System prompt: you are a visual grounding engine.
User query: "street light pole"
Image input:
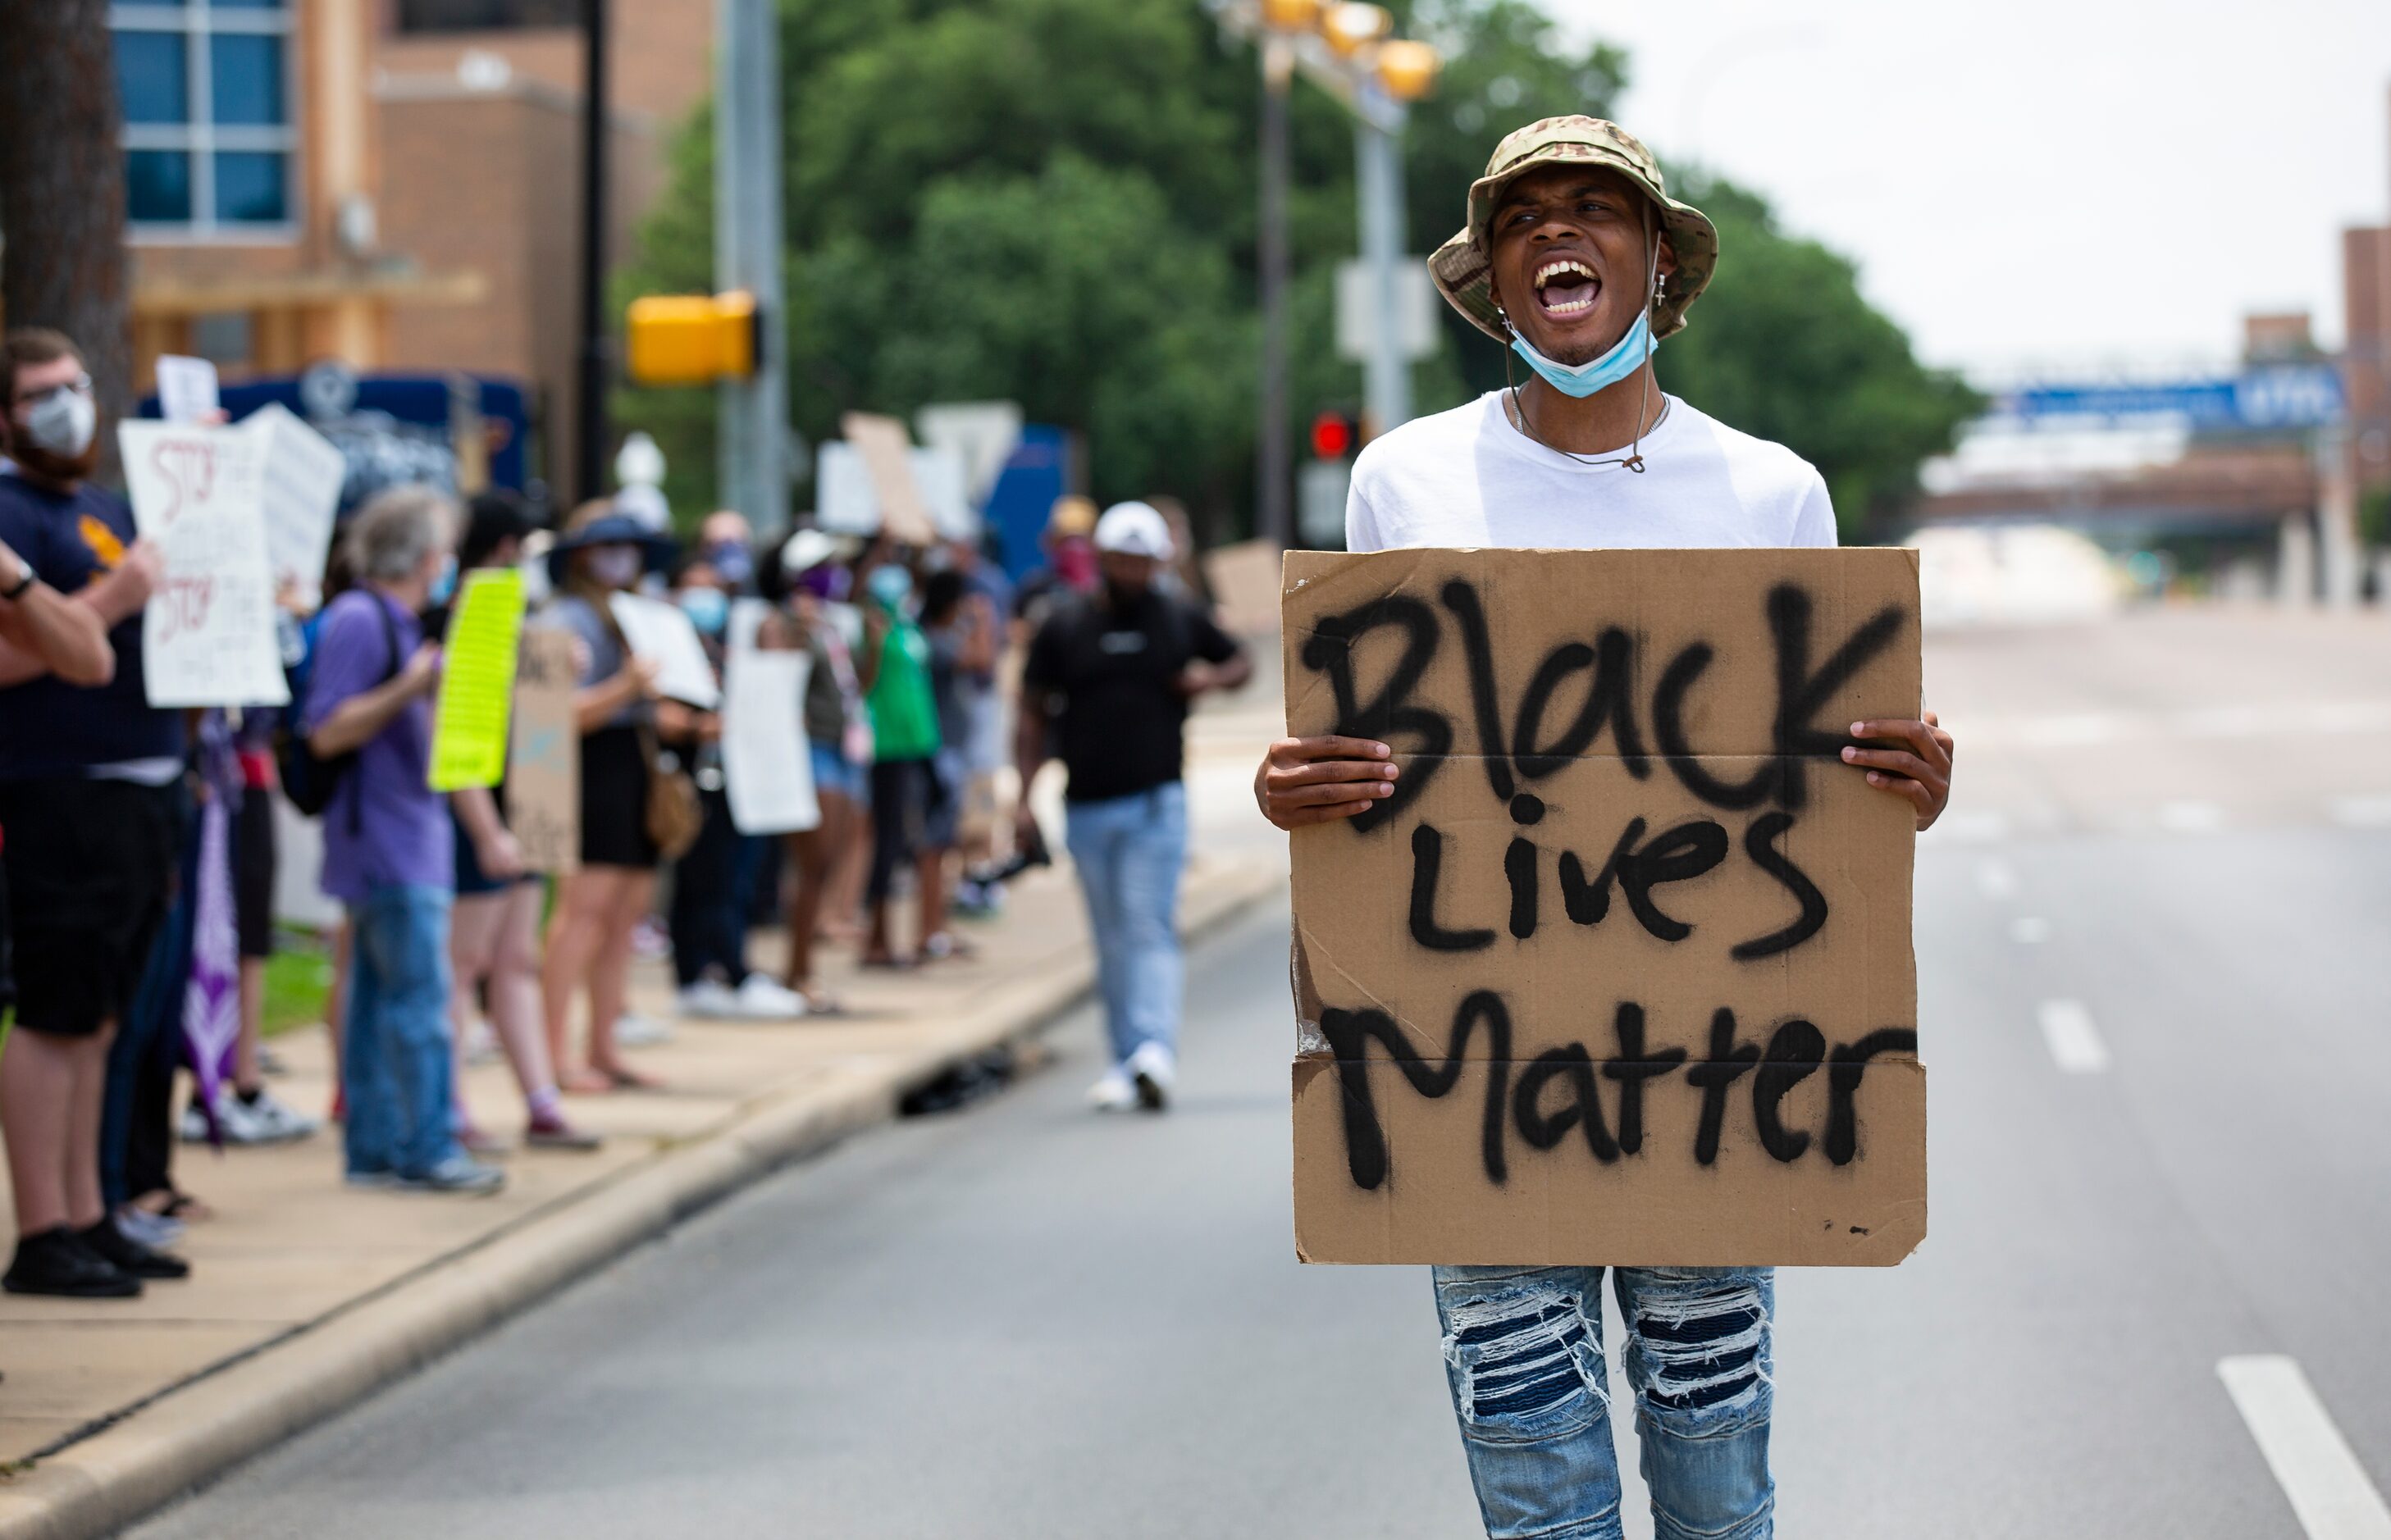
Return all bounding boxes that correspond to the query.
[1257,38,1294,549]
[574,0,612,505]
[1354,103,1410,435]
[714,0,787,535]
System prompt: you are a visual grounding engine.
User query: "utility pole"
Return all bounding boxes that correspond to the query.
[714,0,787,535]
[1353,95,1411,435]
[1257,38,1294,549]
[574,0,613,505]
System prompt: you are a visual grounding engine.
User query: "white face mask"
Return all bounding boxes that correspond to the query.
[20,383,96,458]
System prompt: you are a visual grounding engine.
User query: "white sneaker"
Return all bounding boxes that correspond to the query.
[675,981,741,1020]
[732,974,808,1020]
[1086,1067,1138,1112]
[1127,1042,1175,1112]
[615,1011,677,1046]
[233,1087,320,1143]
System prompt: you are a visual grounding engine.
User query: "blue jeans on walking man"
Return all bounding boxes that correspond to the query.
[1433,1263,1775,1540]
[1063,781,1188,1067]
[343,882,463,1182]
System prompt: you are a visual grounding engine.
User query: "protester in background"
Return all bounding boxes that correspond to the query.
[860,552,946,968]
[445,491,600,1153]
[0,327,188,1296]
[937,540,1011,917]
[664,554,805,1019]
[1019,502,1249,1112]
[919,567,996,950]
[1012,495,1099,636]
[305,487,502,1196]
[776,531,875,1009]
[696,509,757,595]
[538,503,675,1091]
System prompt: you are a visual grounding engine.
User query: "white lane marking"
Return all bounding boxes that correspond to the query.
[2329,795,2391,829]
[2218,1355,2391,1540]
[2010,915,2051,945]
[2037,999,2109,1073]
[1975,858,2019,900]
[2156,800,2225,833]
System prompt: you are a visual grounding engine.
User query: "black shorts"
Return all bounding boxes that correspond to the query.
[0,777,182,1039]
[235,786,276,959]
[580,724,659,870]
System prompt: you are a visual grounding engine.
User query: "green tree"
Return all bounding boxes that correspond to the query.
[1656,171,1981,537]
[615,0,1970,543]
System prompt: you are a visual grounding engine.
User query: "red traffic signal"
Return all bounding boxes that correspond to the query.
[1310,409,1356,461]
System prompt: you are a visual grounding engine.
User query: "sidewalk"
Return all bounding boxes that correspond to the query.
[0,800,1282,1538]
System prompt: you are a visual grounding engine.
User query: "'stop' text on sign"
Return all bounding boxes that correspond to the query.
[1284,548,1927,1267]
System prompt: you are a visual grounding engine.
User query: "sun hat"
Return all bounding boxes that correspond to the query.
[544,499,677,585]
[1427,115,1718,344]
[780,526,842,575]
[1093,500,1174,562]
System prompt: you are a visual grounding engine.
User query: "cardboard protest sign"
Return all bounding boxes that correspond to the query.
[507,626,580,873]
[1201,538,1284,637]
[609,592,722,708]
[1283,548,1925,1267]
[429,568,527,791]
[840,412,938,546]
[118,421,289,707]
[243,403,346,609]
[723,645,819,835]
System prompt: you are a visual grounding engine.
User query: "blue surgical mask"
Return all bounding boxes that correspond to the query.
[1510,309,1656,399]
[866,564,912,610]
[429,555,459,606]
[678,586,729,636]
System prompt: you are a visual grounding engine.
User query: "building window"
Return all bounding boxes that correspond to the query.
[112,1,296,239]
[396,0,582,30]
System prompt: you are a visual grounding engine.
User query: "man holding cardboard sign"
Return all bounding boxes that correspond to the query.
[1255,119,1953,1540]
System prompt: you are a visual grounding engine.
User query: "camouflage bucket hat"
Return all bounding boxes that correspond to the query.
[1428,115,1718,344]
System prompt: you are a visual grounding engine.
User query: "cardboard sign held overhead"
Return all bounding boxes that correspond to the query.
[840,412,938,546]
[244,402,346,610]
[1283,548,1926,1267]
[118,421,289,708]
[508,626,580,873]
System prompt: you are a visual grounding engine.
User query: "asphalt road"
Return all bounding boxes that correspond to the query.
[133,610,2391,1538]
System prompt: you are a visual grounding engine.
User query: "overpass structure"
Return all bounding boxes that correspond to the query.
[1907,361,2366,604]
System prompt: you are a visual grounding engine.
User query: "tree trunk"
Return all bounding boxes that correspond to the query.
[0,0,132,482]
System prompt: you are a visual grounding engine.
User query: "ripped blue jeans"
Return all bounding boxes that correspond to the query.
[1433,1265,1774,1540]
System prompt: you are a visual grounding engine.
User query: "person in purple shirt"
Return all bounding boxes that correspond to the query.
[302,487,501,1196]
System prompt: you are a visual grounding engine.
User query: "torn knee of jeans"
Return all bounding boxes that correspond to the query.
[1631,1281,1770,1416]
[1443,1284,1604,1423]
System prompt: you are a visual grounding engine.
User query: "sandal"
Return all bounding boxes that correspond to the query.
[593,1062,666,1092]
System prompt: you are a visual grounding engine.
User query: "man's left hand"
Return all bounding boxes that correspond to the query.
[1843,712,1954,831]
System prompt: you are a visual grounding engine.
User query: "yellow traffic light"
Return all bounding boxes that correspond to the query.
[1376,38,1440,100]
[1321,2,1390,56]
[1260,0,1321,29]
[625,290,757,385]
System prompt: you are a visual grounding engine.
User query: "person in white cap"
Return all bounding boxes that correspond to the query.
[1016,500,1252,1111]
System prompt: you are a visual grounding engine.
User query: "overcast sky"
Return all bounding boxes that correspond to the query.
[1546,0,2391,380]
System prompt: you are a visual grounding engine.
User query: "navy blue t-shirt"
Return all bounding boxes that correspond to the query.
[0,473,183,778]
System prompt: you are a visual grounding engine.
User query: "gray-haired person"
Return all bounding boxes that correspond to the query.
[302,487,502,1196]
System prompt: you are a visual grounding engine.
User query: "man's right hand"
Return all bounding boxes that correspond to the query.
[400,641,443,696]
[1255,736,1400,830]
[90,540,163,622]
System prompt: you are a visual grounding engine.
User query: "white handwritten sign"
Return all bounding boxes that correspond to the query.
[609,591,721,708]
[723,632,818,836]
[243,403,345,609]
[154,355,221,425]
[118,421,289,708]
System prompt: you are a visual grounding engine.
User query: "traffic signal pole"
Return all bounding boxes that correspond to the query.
[1257,39,1295,549]
[575,0,612,505]
[714,0,788,535]
[1354,101,1411,435]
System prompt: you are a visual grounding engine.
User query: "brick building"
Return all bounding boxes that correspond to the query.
[115,0,711,489]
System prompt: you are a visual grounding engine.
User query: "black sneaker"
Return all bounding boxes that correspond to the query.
[80,1217,189,1280]
[3,1227,142,1298]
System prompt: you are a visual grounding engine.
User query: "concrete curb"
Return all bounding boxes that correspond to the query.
[0,861,1281,1540]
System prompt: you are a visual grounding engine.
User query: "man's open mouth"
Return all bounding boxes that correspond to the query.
[1532,257,1599,319]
